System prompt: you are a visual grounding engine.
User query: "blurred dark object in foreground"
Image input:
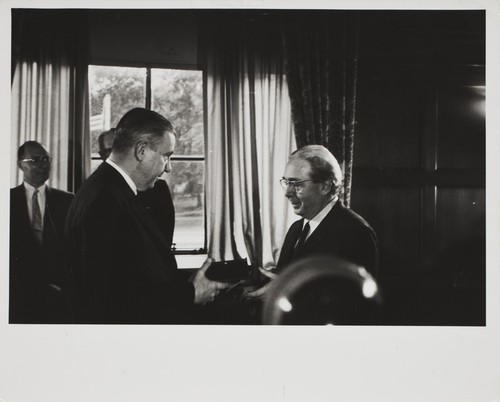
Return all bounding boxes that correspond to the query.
[205,258,253,282]
[262,255,383,325]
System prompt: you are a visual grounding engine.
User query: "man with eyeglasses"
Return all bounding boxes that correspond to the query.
[10,141,74,323]
[247,145,379,299]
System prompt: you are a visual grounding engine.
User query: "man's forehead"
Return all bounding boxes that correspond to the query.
[24,144,49,156]
[284,158,311,177]
[162,131,176,148]
[151,134,174,157]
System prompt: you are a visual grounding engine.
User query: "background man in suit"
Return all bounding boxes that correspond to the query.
[247,145,379,299]
[10,141,74,323]
[98,129,176,247]
[97,128,115,160]
[66,108,227,324]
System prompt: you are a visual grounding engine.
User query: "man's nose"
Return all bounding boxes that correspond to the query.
[284,185,294,198]
[163,159,172,173]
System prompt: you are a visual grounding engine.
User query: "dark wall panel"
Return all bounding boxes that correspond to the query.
[355,72,423,168]
[351,187,422,275]
[353,11,485,325]
[88,10,199,67]
[436,188,485,250]
[437,86,485,169]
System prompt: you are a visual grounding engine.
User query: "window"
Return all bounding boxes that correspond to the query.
[88,65,206,255]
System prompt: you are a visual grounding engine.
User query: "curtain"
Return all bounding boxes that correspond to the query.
[282,12,359,206]
[203,13,296,269]
[11,10,90,193]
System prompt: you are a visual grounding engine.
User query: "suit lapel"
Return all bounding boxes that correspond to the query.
[293,202,342,259]
[44,186,52,229]
[12,185,30,226]
[130,194,172,249]
[276,218,303,271]
[102,164,172,252]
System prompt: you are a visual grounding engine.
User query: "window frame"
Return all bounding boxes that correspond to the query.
[88,62,208,255]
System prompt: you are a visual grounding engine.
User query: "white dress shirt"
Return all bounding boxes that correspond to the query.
[23,182,47,224]
[106,158,137,195]
[301,196,338,242]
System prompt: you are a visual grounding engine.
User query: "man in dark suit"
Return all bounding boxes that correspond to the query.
[247,144,379,298]
[66,108,227,324]
[136,179,175,247]
[10,141,74,323]
[98,129,175,246]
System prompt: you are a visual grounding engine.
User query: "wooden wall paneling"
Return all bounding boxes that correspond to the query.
[354,12,484,324]
[350,186,423,323]
[414,66,485,325]
[355,63,423,169]
[350,187,422,276]
[436,84,485,170]
[432,188,486,325]
[420,85,439,270]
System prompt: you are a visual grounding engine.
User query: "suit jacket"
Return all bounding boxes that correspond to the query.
[276,201,379,277]
[9,184,74,323]
[137,178,175,248]
[65,162,194,324]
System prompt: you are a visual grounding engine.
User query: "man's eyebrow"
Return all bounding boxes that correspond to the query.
[282,176,300,181]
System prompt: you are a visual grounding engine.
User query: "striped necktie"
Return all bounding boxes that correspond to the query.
[32,189,43,245]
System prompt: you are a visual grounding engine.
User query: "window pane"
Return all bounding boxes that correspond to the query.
[151,69,204,156]
[90,159,103,174]
[164,160,205,250]
[89,65,146,155]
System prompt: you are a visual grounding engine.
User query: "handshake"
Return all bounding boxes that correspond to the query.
[190,258,276,304]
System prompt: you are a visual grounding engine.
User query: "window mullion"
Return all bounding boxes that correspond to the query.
[146,67,152,110]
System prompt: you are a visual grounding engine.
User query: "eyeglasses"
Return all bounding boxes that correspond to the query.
[20,156,52,166]
[279,178,312,193]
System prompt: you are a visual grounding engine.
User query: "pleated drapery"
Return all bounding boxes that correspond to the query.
[282,12,359,206]
[203,14,297,269]
[11,10,90,192]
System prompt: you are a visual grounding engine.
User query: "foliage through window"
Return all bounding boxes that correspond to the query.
[88,65,205,252]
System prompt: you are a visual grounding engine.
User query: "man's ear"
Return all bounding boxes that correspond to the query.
[320,180,333,195]
[134,141,148,161]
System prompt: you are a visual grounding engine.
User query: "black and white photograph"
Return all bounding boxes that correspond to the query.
[1,1,499,401]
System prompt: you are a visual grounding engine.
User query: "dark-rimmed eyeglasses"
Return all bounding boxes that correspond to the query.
[279,178,312,193]
[20,156,52,166]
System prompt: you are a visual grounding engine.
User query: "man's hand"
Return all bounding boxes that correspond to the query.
[244,281,272,299]
[191,258,230,304]
[258,266,277,279]
[243,266,277,299]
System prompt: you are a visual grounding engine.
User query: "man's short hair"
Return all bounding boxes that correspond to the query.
[98,129,116,160]
[113,108,175,153]
[290,145,344,195]
[98,129,115,152]
[17,140,47,161]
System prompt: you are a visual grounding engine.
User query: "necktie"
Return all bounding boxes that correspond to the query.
[295,221,310,250]
[32,189,43,245]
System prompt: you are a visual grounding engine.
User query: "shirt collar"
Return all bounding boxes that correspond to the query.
[106,158,137,195]
[23,181,47,197]
[303,196,338,233]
